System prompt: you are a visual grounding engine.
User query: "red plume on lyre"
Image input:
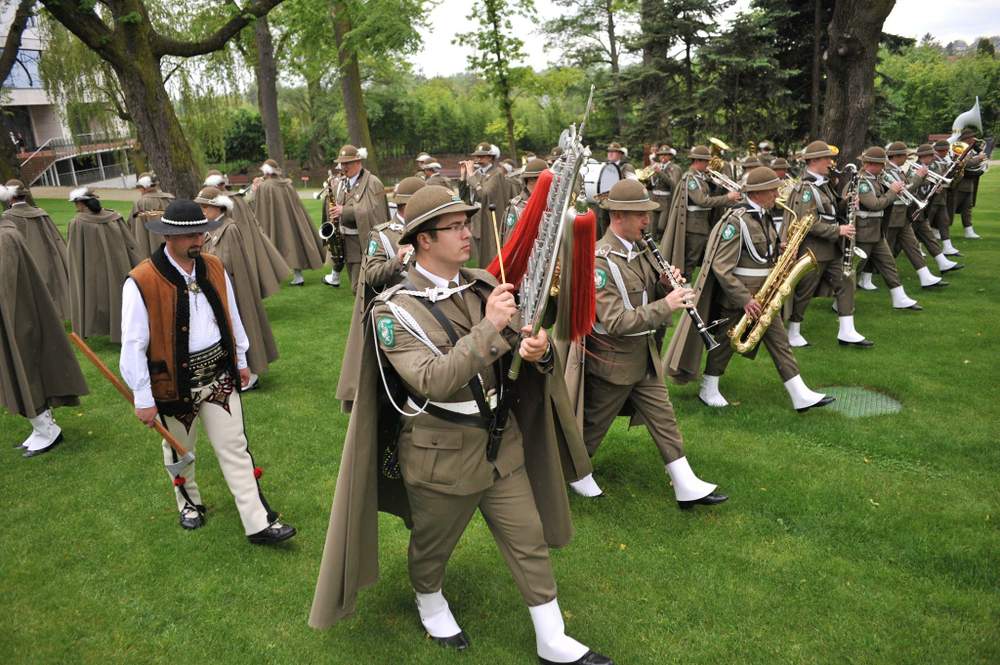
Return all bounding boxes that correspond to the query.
[568,209,597,341]
[486,169,554,286]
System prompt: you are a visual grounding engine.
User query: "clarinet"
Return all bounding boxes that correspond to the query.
[638,231,721,351]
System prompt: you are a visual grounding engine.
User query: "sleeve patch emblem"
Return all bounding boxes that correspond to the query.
[595,268,608,289]
[688,178,698,190]
[802,190,812,203]
[376,317,395,347]
[721,222,737,241]
[859,182,871,194]
[367,240,378,256]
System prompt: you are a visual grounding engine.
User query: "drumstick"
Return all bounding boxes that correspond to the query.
[488,203,507,283]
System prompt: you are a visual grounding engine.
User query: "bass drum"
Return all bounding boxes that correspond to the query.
[582,160,622,203]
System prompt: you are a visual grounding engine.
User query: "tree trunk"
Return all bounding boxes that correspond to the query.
[820,0,896,165]
[254,15,285,166]
[810,0,822,138]
[332,2,379,175]
[606,0,624,137]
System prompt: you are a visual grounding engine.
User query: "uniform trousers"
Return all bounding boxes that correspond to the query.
[160,376,274,535]
[952,189,975,228]
[652,195,672,239]
[927,203,952,241]
[705,306,799,381]
[790,258,856,321]
[582,372,685,465]
[684,232,709,277]
[855,239,901,288]
[405,466,557,607]
[343,234,362,294]
[885,224,926,270]
[912,212,944,256]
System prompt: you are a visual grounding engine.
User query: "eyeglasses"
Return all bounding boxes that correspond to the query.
[428,220,473,233]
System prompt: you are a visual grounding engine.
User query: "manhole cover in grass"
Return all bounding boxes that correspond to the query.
[821,386,902,418]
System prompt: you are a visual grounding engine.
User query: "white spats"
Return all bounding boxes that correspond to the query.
[665,457,717,502]
[291,269,305,285]
[858,272,878,291]
[415,590,462,639]
[787,321,809,348]
[932,228,941,240]
[933,253,958,271]
[837,316,867,344]
[942,239,961,256]
[783,375,827,411]
[323,270,340,287]
[916,266,942,287]
[529,598,589,663]
[25,410,61,452]
[698,374,729,408]
[569,473,604,498]
[889,285,919,309]
[964,226,981,239]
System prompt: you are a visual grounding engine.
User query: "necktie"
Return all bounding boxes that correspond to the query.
[448,280,472,323]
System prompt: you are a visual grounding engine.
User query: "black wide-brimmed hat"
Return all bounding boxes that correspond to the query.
[144,199,222,235]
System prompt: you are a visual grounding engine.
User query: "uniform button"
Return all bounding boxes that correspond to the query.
[181,326,188,332]
[183,397,190,403]
[180,362,188,368]
[489,346,498,355]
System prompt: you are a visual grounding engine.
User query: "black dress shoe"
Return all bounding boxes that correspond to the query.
[540,649,614,665]
[922,281,948,289]
[22,433,63,458]
[248,521,296,544]
[838,338,874,348]
[179,504,205,530]
[941,263,964,273]
[430,631,471,651]
[901,304,923,311]
[796,395,835,413]
[678,492,729,510]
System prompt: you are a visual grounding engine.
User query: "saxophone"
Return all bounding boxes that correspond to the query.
[728,199,817,353]
[318,172,346,272]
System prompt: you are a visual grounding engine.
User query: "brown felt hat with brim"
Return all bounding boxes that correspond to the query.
[689,145,711,160]
[336,145,366,164]
[655,144,674,156]
[959,127,977,140]
[3,178,28,198]
[392,177,425,205]
[471,142,497,157]
[915,143,935,157]
[861,146,889,164]
[886,141,909,156]
[521,158,548,179]
[400,186,480,243]
[742,156,762,170]
[770,157,791,170]
[194,186,234,211]
[743,167,782,193]
[933,139,950,151]
[802,140,835,160]
[600,179,660,211]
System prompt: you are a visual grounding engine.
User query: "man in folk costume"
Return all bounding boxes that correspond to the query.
[128,171,175,260]
[950,127,986,240]
[908,145,963,274]
[756,140,776,167]
[567,179,727,509]
[326,144,391,292]
[851,147,923,312]
[335,176,423,411]
[857,142,946,292]
[197,186,279,391]
[67,187,140,343]
[648,144,681,240]
[421,160,456,192]
[248,158,325,286]
[1,217,89,457]
[659,145,742,278]
[204,170,290,297]
[665,168,835,412]
[310,185,610,665]
[414,152,432,178]
[784,140,870,349]
[929,140,963,256]
[0,179,70,319]
[459,141,515,267]
[120,199,296,543]
[502,157,547,246]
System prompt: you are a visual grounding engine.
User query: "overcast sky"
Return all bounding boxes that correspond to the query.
[412,0,1000,78]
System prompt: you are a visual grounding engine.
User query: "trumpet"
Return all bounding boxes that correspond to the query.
[882,166,927,211]
[706,168,741,193]
[905,160,951,186]
[638,231,724,351]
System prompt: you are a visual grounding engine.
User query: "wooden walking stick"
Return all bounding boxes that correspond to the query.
[488,203,507,284]
[69,333,194,477]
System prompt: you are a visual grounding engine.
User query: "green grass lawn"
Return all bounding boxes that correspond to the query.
[2,180,998,665]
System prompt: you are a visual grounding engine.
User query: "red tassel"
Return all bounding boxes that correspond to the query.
[487,169,554,288]
[569,210,597,341]
[173,476,186,487]
[253,466,263,479]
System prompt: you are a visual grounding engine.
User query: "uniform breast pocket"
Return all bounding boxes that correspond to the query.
[408,427,464,487]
